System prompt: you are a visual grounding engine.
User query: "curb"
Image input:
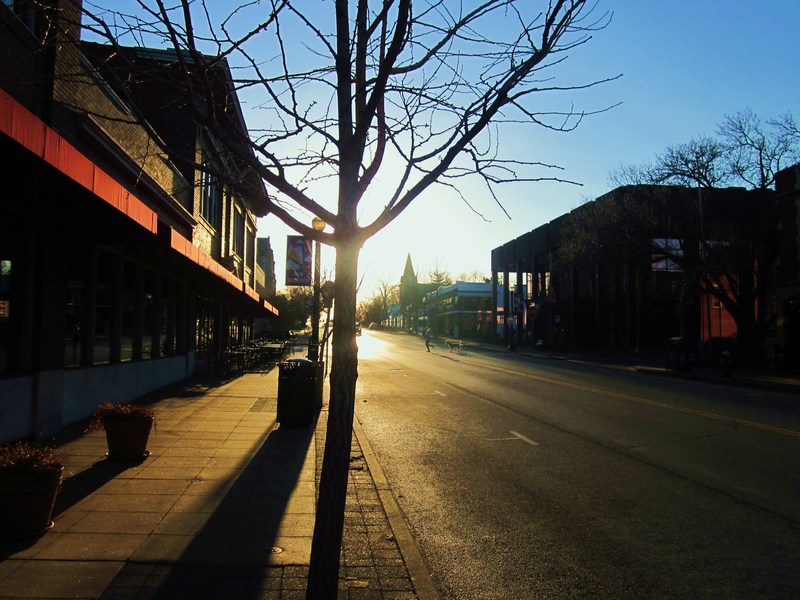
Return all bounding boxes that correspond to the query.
[465,341,800,396]
[352,415,441,600]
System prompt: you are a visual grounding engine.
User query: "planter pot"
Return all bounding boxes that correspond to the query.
[0,466,64,539]
[103,416,154,461]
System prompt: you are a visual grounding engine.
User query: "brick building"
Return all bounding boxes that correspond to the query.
[773,163,800,369]
[491,184,782,365]
[0,0,278,442]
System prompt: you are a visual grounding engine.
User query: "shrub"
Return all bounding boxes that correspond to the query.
[0,441,64,475]
[84,402,157,433]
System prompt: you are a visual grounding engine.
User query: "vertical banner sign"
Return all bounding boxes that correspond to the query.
[285,235,312,286]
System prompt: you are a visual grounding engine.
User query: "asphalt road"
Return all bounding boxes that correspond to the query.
[353,330,800,599]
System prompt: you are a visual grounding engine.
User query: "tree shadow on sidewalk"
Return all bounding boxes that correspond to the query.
[103,413,317,598]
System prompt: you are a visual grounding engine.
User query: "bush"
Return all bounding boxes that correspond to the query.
[0,441,64,475]
[85,402,157,433]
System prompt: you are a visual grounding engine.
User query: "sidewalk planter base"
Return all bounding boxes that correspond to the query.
[0,466,63,539]
[103,417,154,461]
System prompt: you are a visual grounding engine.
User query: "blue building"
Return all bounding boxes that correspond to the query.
[424,282,506,339]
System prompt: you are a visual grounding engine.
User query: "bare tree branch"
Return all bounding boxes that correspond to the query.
[72,2,615,595]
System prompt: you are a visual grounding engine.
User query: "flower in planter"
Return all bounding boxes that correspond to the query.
[84,402,157,433]
[0,441,64,475]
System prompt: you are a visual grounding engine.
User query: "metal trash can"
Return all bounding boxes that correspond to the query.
[665,337,693,371]
[277,358,321,427]
[665,337,682,370]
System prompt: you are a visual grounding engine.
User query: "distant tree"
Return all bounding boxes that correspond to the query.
[599,109,798,360]
[610,110,799,190]
[608,162,660,187]
[774,112,799,142]
[456,270,491,283]
[356,296,377,325]
[610,136,729,188]
[656,136,731,188]
[424,265,454,289]
[718,109,800,189]
[268,287,312,332]
[357,279,397,325]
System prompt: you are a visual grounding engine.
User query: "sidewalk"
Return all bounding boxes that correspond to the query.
[0,350,430,598]
[460,337,800,396]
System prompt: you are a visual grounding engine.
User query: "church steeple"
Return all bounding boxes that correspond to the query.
[401,254,416,284]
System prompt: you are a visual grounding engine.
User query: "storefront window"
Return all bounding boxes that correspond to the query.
[196,298,215,360]
[0,259,10,373]
[121,262,135,361]
[65,280,83,367]
[93,251,113,365]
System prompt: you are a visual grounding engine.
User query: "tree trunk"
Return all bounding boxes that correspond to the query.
[307,239,360,598]
[731,292,760,363]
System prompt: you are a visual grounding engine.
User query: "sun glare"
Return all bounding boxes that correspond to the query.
[356,331,386,359]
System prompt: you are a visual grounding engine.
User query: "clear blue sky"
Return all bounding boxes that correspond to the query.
[258,0,799,301]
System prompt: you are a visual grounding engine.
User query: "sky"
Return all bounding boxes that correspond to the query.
[256,0,799,302]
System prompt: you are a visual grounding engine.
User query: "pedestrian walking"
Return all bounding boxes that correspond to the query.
[424,327,433,352]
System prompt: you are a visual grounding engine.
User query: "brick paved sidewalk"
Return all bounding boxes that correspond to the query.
[314,402,419,599]
[0,364,432,599]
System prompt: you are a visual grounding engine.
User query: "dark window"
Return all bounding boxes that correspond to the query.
[3,0,38,34]
[200,161,222,230]
[233,207,244,256]
[93,251,114,365]
[196,297,216,360]
[0,259,10,373]
[121,261,135,362]
[65,279,83,368]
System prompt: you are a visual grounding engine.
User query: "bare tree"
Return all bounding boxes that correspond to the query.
[655,136,731,189]
[774,112,800,142]
[73,1,614,594]
[606,110,798,359]
[609,137,729,189]
[609,135,729,189]
[608,161,660,187]
[611,110,799,191]
[456,269,491,282]
[357,278,397,324]
[718,108,800,189]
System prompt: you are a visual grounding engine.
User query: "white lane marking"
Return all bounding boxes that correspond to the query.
[510,430,540,446]
[486,431,540,446]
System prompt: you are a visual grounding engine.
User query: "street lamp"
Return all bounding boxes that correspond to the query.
[309,217,325,361]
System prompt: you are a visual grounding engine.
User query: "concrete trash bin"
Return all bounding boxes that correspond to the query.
[277,358,321,427]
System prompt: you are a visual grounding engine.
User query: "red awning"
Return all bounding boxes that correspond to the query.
[0,89,157,233]
[169,228,278,317]
[1,89,276,318]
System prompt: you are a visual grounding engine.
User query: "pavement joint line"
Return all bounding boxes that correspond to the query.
[352,413,441,600]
